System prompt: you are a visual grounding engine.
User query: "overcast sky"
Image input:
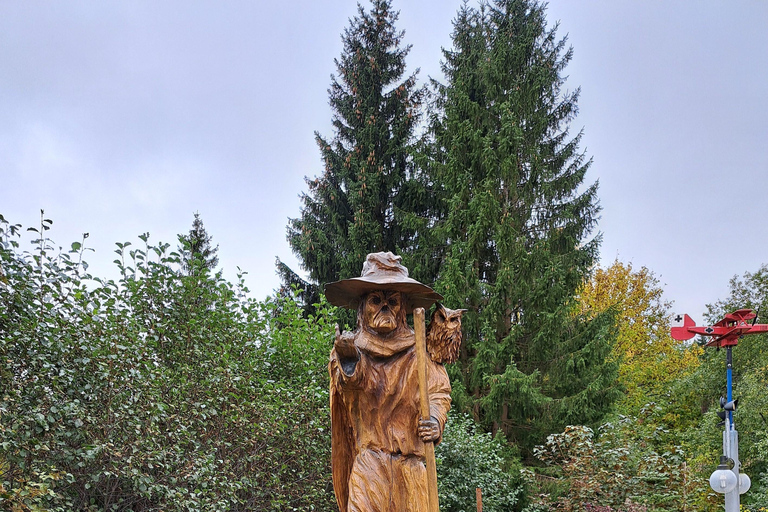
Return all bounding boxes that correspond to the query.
[2,1,767,321]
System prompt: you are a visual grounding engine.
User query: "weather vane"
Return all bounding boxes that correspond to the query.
[671,308,765,511]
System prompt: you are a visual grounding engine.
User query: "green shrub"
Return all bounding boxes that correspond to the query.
[0,214,337,511]
[533,417,705,512]
[436,412,527,512]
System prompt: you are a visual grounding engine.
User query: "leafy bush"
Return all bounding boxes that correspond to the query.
[0,214,337,511]
[533,416,704,512]
[742,407,768,511]
[436,412,527,512]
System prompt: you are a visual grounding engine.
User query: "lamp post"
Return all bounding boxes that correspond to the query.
[709,346,744,512]
[670,309,765,510]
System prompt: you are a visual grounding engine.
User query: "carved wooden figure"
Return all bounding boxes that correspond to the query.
[325,252,463,512]
[426,304,467,365]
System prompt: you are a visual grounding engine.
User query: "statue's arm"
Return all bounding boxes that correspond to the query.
[418,362,452,443]
[427,362,452,444]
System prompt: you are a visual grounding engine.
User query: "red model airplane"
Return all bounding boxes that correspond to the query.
[670,309,768,347]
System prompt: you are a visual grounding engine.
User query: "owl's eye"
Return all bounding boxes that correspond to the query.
[370,295,381,305]
[388,298,398,307]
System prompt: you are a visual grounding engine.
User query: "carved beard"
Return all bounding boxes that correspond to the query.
[360,291,405,335]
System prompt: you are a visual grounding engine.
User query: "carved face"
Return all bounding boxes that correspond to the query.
[362,290,403,334]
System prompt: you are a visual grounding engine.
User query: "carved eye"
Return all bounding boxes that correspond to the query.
[370,295,381,305]
[388,298,398,307]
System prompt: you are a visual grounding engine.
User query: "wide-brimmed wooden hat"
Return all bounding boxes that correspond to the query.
[324,252,443,312]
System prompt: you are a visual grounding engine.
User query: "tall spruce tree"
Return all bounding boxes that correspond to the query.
[179,212,219,276]
[279,0,429,308]
[433,0,620,455]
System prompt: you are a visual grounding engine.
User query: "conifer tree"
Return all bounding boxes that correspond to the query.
[179,212,219,276]
[433,0,620,454]
[280,0,428,305]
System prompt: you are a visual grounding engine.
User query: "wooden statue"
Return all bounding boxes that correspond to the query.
[325,252,464,512]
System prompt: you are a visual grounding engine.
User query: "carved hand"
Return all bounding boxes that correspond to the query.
[334,324,357,360]
[418,417,441,443]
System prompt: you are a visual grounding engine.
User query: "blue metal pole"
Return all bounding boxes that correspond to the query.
[727,346,733,428]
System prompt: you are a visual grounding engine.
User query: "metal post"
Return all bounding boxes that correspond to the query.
[724,346,739,512]
[724,429,740,512]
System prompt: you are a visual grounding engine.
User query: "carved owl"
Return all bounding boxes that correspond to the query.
[426,303,466,364]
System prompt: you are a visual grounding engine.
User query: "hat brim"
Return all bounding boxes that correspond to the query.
[324,277,443,312]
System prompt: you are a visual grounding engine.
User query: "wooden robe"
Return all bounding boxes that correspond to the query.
[329,330,451,512]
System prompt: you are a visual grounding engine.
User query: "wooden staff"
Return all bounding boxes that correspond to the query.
[414,307,440,512]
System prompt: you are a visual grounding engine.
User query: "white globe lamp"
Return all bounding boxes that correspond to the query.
[709,457,737,494]
[739,473,751,494]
